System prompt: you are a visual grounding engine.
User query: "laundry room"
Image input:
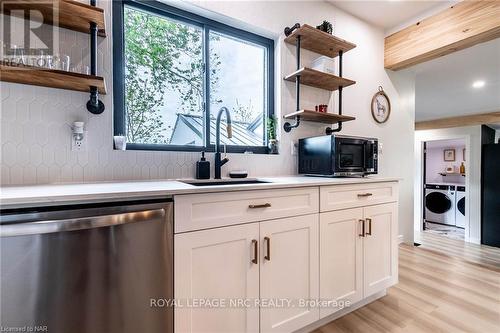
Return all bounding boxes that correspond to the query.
[415,124,499,247]
[423,138,467,240]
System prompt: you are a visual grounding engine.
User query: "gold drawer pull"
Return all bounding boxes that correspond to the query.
[251,239,258,264]
[264,237,271,261]
[359,219,365,237]
[366,218,372,236]
[249,203,271,209]
[357,193,373,197]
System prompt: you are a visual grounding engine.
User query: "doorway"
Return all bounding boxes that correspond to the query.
[421,138,467,241]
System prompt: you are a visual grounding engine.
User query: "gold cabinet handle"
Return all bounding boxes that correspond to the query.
[249,203,271,209]
[251,239,258,264]
[366,218,372,236]
[264,236,271,261]
[359,219,365,237]
[357,193,373,197]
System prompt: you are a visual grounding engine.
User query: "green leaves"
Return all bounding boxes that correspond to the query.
[122,7,259,145]
[267,116,277,141]
[124,7,209,143]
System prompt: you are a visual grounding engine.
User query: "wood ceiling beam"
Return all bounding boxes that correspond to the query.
[385,1,500,71]
[415,111,500,130]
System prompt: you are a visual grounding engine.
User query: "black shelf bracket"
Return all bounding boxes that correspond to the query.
[284,23,300,37]
[86,0,105,114]
[284,116,300,133]
[283,32,302,133]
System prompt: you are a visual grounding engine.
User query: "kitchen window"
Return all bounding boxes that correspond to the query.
[113,0,274,153]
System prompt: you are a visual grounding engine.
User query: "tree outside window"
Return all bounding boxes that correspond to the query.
[121,5,272,151]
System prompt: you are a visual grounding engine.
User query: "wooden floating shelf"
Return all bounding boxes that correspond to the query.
[284,67,355,91]
[283,110,355,124]
[439,173,466,177]
[284,24,356,58]
[0,64,107,95]
[1,0,106,37]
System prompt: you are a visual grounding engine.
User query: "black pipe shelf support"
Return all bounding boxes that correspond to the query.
[284,23,301,37]
[86,0,105,114]
[283,27,301,133]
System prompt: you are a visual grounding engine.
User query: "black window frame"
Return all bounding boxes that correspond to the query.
[113,0,275,154]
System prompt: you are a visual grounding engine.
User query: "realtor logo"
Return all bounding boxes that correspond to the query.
[1,0,59,65]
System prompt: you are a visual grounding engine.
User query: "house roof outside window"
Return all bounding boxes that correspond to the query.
[169,113,264,146]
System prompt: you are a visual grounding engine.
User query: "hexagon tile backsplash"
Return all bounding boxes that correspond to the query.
[0,82,296,186]
[0,82,293,185]
[0,80,294,185]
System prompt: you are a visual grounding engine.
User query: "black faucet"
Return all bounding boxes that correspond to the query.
[214,107,232,179]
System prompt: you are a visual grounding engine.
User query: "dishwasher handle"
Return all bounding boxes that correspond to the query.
[0,209,166,237]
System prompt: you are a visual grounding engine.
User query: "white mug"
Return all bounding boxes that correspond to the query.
[113,136,126,150]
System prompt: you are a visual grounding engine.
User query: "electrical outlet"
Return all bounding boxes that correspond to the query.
[71,131,87,151]
[291,140,298,156]
[378,142,383,155]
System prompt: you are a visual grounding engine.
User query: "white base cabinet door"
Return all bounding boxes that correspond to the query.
[363,203,398,298]
[319,208,364,318]
[175,223,260,333]
[260,214,319,333]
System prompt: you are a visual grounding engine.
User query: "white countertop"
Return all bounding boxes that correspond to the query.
[0,176,400,209]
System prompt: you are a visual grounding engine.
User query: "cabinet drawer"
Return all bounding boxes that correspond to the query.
[175,187,319,233]
[320,182,398,212]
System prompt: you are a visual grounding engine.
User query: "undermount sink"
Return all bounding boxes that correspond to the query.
[181,179,270,187]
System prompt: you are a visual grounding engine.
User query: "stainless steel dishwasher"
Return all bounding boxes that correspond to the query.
[0,199,173,333]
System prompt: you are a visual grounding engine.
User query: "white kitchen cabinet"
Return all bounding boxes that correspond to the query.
[320,182,398,212]
[175,214,319,333]
[319,208,364,318]
[175,223,260,333]
[319,202,398,317]
[175,187,319,233]
[260,214,319,333]
[363,203,398,298]
[174,183,399,333]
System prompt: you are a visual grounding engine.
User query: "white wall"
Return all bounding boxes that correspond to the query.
[426,143,466,185]
[415,126,482,244]
[0,1,416,242]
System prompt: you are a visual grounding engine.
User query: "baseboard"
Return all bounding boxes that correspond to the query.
[397,234,404,244]
[293,290,387,333]
[467,237,480,244]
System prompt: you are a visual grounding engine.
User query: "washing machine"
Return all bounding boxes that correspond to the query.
[455,186,466,228]
[425,184,456,225]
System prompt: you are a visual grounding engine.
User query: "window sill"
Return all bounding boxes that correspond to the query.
[120,143,273,155]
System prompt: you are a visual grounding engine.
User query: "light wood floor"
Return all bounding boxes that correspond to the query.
[313,235,500,333]
[416,232,500,269]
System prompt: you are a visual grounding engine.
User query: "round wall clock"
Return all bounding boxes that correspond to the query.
[371,86,391,124]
